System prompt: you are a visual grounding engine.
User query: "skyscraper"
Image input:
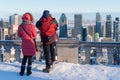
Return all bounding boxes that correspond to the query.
[87,25,94,39]
[95,12,102,37]
[9,13,22,40]
[73,14,83,38]
[0,19,9,28]
[113,17,119,42]
[59,13,68,38]
[9,13,22,25]
[106,15,112,38]
[102,25,106,37]
[0,28,8,40]
[82,27,87,41]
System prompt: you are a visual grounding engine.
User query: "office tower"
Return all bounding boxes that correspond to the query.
[0,28,8,40]
[9,14,22,40]
[87,25,94,38]
[102,24,106,37]
[113,17,119,42]
[95,12,102,37]
[73,14,83,38]
[59,13,68,38]
[0,19,9,28]
[106,15,112,38]
[82,28,87,41]
[9,13,22,25]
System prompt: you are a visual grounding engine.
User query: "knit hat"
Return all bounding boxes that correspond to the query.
[22,13,31,21]
[42,10,50,18]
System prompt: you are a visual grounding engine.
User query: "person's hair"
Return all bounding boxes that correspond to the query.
[25,12,34,22]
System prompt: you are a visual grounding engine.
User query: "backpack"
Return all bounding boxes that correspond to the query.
[40,21,55,43]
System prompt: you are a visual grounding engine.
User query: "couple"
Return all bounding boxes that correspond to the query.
[17,10,58,76]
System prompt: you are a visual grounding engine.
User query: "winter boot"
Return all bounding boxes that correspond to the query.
[19,65,25,76]
[43,67,50,73]
[27,65,32,76]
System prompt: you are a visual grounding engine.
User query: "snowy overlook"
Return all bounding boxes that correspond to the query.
[0,62,120,80]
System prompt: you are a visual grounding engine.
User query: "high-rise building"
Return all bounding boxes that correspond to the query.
[87,25,94,39]
[73,14,83,38]
[82,28,87,41]
[59,13,68,38]
[0,19,9,28]
[102,24,106,37]
[9,13,22,40]
[113,17,119,42]
[95,12,102,37]
[9,13,22,25]
[0,28,8,40]
[106,15,112,38]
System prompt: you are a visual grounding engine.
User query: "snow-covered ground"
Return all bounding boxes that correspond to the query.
[0,62,120,80]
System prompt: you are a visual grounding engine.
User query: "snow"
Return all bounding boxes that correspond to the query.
[0,62,120,80]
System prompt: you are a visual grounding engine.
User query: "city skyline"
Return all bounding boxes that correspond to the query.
[0,0,120,19]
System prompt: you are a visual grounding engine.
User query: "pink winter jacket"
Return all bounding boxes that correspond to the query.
[17,23,37,56]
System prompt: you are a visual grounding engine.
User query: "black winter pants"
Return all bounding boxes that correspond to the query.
[43,42,56,68]
[21,56,32,66]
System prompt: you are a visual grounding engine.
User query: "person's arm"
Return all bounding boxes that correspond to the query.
[36,21,42,29]
[31,25,37,38]
[52,18,58,30]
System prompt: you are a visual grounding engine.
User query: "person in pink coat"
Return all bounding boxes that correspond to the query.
[17,12,37,76]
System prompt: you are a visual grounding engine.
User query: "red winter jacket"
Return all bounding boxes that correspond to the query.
[36,17,57,44]
[17,23,37,56]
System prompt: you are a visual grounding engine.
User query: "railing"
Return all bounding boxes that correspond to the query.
[0,39,120,65]
[78,41,120,65]
[0,40,42,62]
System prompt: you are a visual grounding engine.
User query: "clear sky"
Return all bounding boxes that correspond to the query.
[0,0,120,13]
[0,0,120,19]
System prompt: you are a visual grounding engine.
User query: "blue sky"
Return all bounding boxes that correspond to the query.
[1,0,120,13]
[0,0,120,20]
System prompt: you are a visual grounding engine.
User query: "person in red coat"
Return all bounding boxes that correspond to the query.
[17,12,37,76]
[36,10,58,73]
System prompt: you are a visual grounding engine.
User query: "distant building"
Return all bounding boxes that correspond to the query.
[106,15,112,38]
[95,12,102,37]
[102,24,106,37]
[73,14,83,38]
[87,34,93,42]
[0,19,9,28]
[9,13,22,25]
[94,33,100,41]
[113,17,119,42]
[9,14,22,40]
[100,37,115,42]
[59,13,68,38]
[82,28,87,41]
[87,25,94,39]
[0,28,9,40]
[9,24,19,40]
